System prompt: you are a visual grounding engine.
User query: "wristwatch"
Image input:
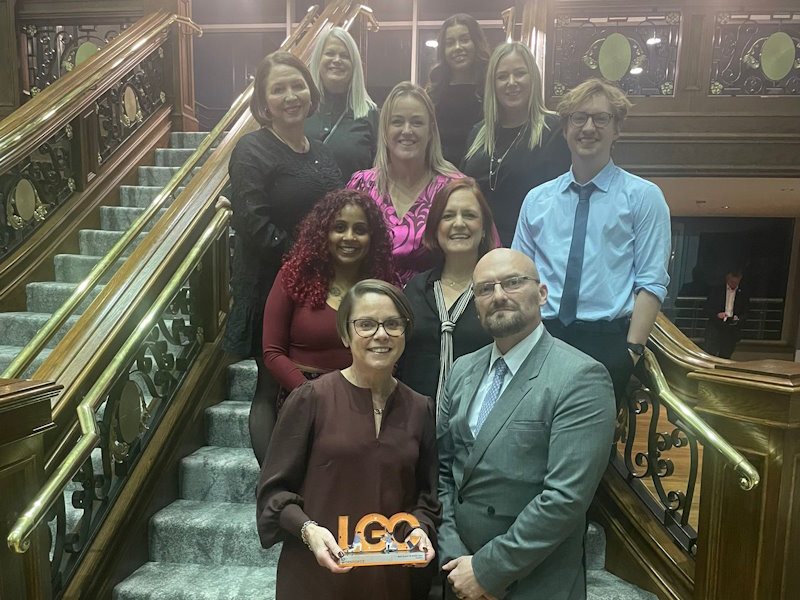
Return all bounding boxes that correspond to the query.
[627,342,645,357]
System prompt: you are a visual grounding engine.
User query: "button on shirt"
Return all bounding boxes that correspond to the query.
[468,323,545,437]
[511,160,671,321]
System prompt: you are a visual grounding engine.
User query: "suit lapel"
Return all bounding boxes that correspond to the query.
[461,331,555,487]
[456,348,490,443]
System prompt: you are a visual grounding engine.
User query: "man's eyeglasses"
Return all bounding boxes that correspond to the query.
[473,276,539,298]
[568,112,614,128]
[350,317,409,337]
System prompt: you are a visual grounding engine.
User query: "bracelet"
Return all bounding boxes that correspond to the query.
[300,520,317,550]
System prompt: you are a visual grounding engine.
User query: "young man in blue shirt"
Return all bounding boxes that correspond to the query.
[512,78,671,405]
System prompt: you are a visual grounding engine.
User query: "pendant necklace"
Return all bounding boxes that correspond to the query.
[489,125,526,191]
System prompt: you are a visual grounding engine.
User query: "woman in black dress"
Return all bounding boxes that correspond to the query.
[462,42,571,246]
[305,27,379,180]
[397,178,496,411]
[426,14,491,167]
[223,51,342,462]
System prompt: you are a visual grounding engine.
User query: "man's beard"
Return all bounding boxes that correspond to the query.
[482,307,527,338]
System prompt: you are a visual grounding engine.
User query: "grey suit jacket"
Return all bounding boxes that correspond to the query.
[437,329,616,599]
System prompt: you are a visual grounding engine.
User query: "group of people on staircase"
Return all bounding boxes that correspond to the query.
[220,14,671,600]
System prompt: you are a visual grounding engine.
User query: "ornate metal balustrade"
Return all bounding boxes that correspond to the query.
[21,22,133,98]
[710,11,800,96]
[0,125,75,257]
[551,11,681,97]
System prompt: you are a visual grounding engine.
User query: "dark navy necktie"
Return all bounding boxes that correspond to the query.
[559,182,595,326]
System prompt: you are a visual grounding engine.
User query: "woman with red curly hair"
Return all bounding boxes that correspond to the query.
[251,189,396,464]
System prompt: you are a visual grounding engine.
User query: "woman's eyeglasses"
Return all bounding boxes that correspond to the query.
[350,318,409,337]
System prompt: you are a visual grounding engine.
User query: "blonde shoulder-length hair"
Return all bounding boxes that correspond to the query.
[308,26,376,120]
[465,42,554,160]
[373,82,458,196]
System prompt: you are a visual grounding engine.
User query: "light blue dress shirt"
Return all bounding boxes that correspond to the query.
[468,323,544,437]
[511,160,671,322]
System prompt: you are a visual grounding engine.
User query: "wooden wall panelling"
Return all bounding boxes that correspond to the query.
[691,360,800,600]
[0,0,21,118]
[15,1,144,23]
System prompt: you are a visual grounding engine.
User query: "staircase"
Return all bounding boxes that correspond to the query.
[113,359,657,600]
[0,131,210,377]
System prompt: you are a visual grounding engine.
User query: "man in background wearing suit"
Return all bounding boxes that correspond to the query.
[438,248,616,600]
[703,267,750,359]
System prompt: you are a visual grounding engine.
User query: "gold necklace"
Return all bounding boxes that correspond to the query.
[441,277,471,289]
[489,125,526,191]
[270,127,309,153]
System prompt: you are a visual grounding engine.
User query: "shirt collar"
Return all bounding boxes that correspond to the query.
[489,323,544,377]
[560,158,616,194]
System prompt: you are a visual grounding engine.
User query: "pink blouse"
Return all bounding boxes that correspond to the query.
[347,169,460,285]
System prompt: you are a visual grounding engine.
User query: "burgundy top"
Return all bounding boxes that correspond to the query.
[262,271,352,391]
[256,372,441,600]
[347,169,460,285]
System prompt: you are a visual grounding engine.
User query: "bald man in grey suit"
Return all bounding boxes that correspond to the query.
[438,249,616,600]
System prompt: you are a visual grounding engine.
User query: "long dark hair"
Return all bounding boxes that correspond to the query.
[426,14,491,104]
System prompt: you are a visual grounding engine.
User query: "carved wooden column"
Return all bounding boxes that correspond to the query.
[691,360,800,599]
[0,0,21,118]
[0,378,60,600]
[145,0,197,131]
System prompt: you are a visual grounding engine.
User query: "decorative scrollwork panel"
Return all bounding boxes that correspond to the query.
[21,23,133,97]
[710,12,800,96]
[96,47,167,165]
[552,12,681,97]
[0,126,76,260]
[612,378,700,556]
[48,275,203,596]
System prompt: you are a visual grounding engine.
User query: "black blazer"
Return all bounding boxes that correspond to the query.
[703,283,750,322]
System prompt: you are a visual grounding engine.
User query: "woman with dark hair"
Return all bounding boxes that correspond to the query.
[347,82,461,286]
[254,189,396,462]
[224,50,342,455]
[462,42,571,246]
[397,178,495,409]
[305,27,379,180]
[426,13,491,166]
[257,279,440,600]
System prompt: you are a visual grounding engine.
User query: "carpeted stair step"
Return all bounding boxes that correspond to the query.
[587,570,658,599]
[0,345,51,377]
[206,401,251,448]
[156,148,210,167]
[138,166,201,187]
[113,562,276,600]
[26,281,104,314]
[100,206,168,232]
[149,499,280,567]
[54,254,127,284]
[169,131,216,149]
[79,229,147,257]
[0,312,80,348]
[180,446,259,504]
[227,360,256,404]
[119,185,184,209]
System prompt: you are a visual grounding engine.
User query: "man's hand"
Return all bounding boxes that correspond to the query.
[443,555,498,600]
[717,311,727,320]
[303,523,352,574]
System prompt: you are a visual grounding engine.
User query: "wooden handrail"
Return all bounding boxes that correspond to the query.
[0,10,200,174]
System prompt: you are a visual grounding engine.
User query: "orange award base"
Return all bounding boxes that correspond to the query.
[339,550,427,567]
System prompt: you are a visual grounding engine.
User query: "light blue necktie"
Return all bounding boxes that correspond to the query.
[476,358,509,433]
[559,182,595,326]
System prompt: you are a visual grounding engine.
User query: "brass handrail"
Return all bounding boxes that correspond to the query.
[6,208,231,554]
[642,348,760,491]
[0,11,201,174]
[501,6,517,42]
[2,0,368,379]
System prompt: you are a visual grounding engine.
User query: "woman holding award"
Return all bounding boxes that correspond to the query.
[256,279,440,600]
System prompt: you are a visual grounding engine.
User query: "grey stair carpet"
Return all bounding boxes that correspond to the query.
[0,132,209,377]
[115,360,658,600]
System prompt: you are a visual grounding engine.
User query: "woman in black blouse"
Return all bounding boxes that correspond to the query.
[426,14,491,167]
[224,51,342,460]
[397,178,496,411]
[305,27,379,181]
[462,42,571,246]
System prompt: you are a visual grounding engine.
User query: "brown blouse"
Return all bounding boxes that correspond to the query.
[256,371,441,600]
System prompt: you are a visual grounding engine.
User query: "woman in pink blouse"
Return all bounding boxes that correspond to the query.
[347,81,462,285]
